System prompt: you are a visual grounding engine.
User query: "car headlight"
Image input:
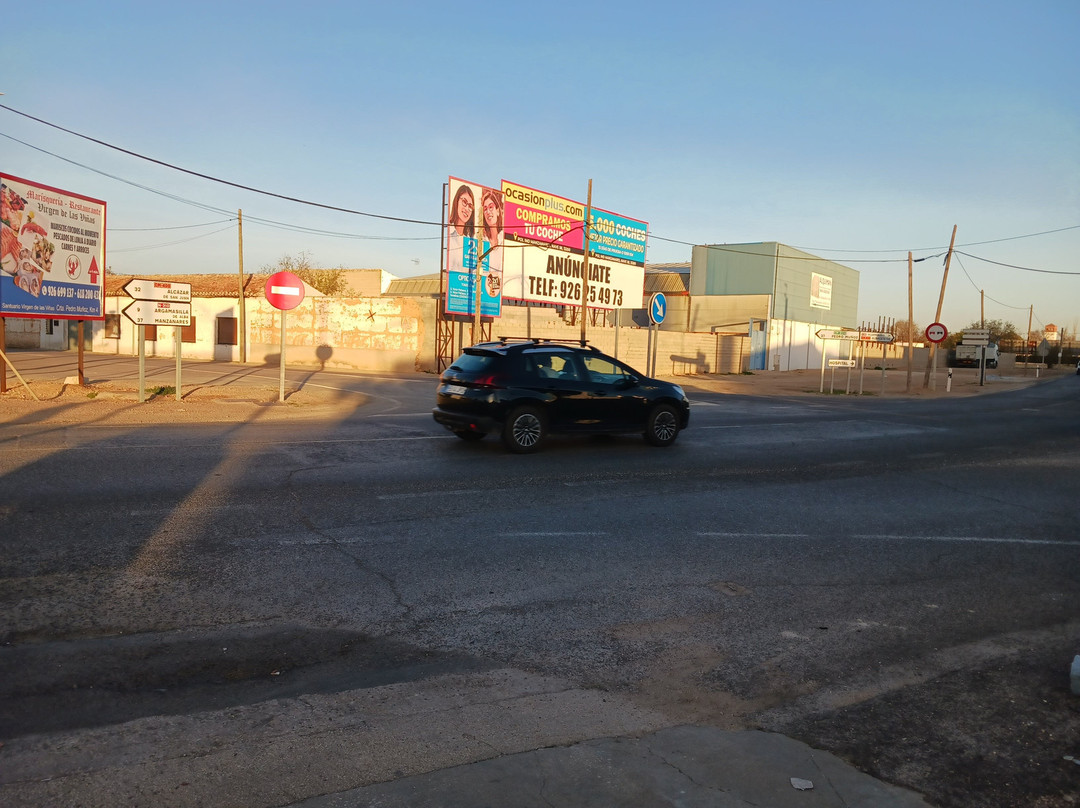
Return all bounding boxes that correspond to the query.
[672,385,686,399]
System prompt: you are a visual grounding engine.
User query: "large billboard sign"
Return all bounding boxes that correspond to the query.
[1,174,106,319]
[442,176,648,316]
[500,179,646,311]
[444,177,504,318]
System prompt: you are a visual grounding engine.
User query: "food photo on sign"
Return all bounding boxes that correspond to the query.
[1,182,54,298]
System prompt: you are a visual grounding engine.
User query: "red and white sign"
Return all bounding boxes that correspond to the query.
[925,322,948,343]
[265,271,305,310]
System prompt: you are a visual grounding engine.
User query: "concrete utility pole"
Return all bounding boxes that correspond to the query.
[923,225,957,388]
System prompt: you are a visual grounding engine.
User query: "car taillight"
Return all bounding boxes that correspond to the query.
[473,374,508,388]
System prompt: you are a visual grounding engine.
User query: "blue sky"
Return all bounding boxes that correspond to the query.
[3,0,1077,334]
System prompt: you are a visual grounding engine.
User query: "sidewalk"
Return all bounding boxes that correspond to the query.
[289,725,931,807]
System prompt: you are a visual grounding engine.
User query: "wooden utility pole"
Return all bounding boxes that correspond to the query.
[906,252,913,392]
[1025,304,1033,374]
[923,225,957,388]
[579,179,593,345]
[237,209,246,363]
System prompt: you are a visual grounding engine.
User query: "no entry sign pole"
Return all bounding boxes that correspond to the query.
[264,272,306,403]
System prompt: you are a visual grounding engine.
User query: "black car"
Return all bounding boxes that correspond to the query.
[432,338,690,453]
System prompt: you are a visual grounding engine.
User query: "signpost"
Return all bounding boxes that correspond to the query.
[121,300,191,326]
[924,322,948,391]
[123,279,192,403]
[647,292,667,376]
[265,271,306,402]
[816,328,895,394]
[122,279,192,303]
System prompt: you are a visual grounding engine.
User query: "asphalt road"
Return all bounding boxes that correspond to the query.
[2,355,1079,807]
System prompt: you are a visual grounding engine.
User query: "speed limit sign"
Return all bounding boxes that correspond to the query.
[926,322,948,343]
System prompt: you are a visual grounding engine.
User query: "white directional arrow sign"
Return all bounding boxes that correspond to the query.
[123,278,192,303]
[122,299,192,326]
[649,292,667,325]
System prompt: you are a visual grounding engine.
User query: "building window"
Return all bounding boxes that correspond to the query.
[145,325,158,341]
[104,314,121,339]
[216,316,238,346]
[181,317,197,344]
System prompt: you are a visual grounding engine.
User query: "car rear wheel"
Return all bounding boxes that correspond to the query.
[453,429,485,441]
[644,404,680,447]
[503,405,546,453]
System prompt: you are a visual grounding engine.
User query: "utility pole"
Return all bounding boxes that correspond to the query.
[237,209,246,363]
[923,225,957,388]
[579,179,593,345]
[907,251,913,393]
[1025,304,1033,374]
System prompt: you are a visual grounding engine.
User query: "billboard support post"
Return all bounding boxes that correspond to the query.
[580,179,593,345]
[77,321,86,386]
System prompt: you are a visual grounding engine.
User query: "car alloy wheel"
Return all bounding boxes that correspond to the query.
[645,404,679,447]
[503,405,545,453]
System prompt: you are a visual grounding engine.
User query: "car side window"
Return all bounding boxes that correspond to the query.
[550,354,581,381]
[582,356,632,386]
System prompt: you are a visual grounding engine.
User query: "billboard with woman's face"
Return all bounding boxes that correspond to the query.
[442,175,647,315]
[444,177,503,317]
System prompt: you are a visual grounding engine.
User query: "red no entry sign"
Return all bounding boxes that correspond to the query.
[265,271,306,310]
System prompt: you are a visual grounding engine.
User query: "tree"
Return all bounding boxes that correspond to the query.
[891,319,921,344]
[260,252,355,296]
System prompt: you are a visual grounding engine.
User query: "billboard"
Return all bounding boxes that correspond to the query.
[1,174,106,319]
[500,179,646,310]
[444,177,503,318]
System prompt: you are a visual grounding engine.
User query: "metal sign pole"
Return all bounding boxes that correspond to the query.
[175,326,182,401]
[279,310,287,403]
[138,325,146,403]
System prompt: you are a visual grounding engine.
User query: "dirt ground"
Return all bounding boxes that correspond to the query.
[1,363,1070,426]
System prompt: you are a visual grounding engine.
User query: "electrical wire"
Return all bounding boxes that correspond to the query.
[954,251,1080,275]
[109,225,237,253]
[0,103,439,226]
[2,105,1077,279]
[111,219,234,232]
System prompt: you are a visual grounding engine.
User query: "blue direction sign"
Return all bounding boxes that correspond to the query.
[649,292,667,325]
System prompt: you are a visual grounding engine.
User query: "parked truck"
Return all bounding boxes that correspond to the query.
[951,342,999,368]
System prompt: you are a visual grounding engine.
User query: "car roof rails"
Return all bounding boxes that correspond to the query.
[495,336,595,349]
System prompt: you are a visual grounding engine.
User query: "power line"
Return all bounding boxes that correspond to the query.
[954,251,1080,275]
[3,104,1078,275]
[0,103,439,226]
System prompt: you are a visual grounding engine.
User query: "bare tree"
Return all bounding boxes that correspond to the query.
[260,252,355,296]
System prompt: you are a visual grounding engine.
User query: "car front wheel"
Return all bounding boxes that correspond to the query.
[644,404,680,447]
[503,405,546,453]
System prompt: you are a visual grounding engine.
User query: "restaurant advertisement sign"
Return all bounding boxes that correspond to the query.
[1,173,106,319]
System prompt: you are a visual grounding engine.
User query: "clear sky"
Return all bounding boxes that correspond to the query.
[3,0,1077,336]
